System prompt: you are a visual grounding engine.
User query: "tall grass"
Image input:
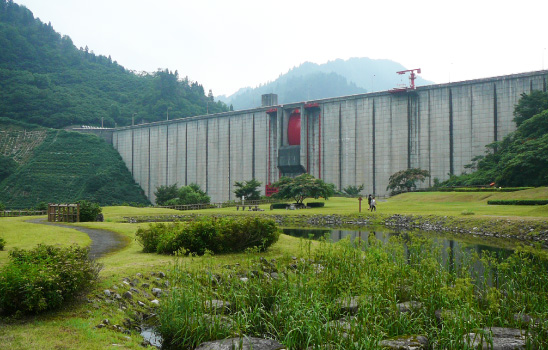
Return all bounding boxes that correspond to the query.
[157,234,548,349]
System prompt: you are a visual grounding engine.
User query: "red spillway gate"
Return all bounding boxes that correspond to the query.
[287,108,301,146]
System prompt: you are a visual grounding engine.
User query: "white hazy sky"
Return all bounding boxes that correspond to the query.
[16,0,548,96]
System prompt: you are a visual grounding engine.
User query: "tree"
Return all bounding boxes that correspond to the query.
[234,179,262,200]
[342,184,364,197]
[513,91,548,127]
[164,183,210,206]
[387,168,430,193]
[272,174,335,205]
[0,155,17,182]
[154,183,178,205]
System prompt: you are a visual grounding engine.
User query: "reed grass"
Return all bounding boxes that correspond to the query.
[157,234,548,349]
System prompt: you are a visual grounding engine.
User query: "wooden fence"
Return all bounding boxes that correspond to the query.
[0,210,47,217]
[48,203,80,222]
[156,198,278,211]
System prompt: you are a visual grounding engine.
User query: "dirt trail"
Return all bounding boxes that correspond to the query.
[28,219,127,259]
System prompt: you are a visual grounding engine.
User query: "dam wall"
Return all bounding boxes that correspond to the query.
[113,70,548,204]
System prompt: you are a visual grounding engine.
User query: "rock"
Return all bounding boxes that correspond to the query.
[136,273,143,278]
[102,319,110,325]
[336,296,360,315]
[114,293,122,300]
[130,287,140,294]
[138,301,146,307]
[240,277,249,282]
[141,283,150,289]
[270,272,279,279]
[205,299,231,314]
[463,327,526,350]
[157,271,166,278]
[380,335,428,349]
[150,299,160,306]
[96,324,105,329]
[397,301,423,313]
[104,290,111,297]
[152,288,162,297]
[195,337,285,350]
[122,291,133,300]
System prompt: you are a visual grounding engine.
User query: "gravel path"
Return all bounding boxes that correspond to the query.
[28,219,127,259]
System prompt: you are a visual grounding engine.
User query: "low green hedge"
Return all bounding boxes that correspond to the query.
[306,202,325,208]
[0,245,102,315]
[0,237,5,250]
[487,200,548,206]
[436,187,534,192]
[271,203,288,209]
[136,216,279,255]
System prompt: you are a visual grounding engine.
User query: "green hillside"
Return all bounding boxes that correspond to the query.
[0,125,149,209]
[0,0,227,129]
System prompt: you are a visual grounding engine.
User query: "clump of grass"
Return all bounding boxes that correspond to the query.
[461,209,475,215]
[0,236,5,250]
[156,235,548,349]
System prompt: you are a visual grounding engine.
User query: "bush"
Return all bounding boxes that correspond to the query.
[136,217,279,255]
[0,245,102,315]
[271,203,288,209]
[487,200,548,205]
[0,237,5,250]
[306,202,325,208]
[77,200,102,222]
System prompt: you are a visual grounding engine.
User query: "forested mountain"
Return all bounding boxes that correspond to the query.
[0,0,227,129]
[218,58,434,110]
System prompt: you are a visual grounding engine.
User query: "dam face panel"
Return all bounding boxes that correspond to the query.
[113,71,548,203]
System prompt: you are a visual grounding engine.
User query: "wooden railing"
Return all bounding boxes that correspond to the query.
[0,210,47,217]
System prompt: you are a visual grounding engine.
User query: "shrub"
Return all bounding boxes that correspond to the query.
[461,209,475,215]
[137,217,279,255]
[135,223,168,253]
[487,199,548,205]
[306,202,325,208]
[77,200,102,222]
[0,202,4,211]
[0,245,102,315]
[271,203,288,209]
[0,237,5,250]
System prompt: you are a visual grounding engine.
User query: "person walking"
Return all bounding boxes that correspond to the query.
[370,196,376,212]
[368,194,372,210]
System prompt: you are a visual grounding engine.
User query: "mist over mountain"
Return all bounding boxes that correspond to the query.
[218,58,434,110]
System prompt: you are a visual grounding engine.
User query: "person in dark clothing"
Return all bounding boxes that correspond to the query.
[370,196,376,212]
[368,194,372,209]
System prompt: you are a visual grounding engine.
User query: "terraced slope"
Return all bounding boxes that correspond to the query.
[0,126,149,208]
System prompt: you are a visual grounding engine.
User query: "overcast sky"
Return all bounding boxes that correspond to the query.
[16,0,548,96]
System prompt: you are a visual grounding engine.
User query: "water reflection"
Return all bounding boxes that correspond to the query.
[282,227,515,287]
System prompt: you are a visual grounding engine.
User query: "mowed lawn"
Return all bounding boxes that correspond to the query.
[155,187,548,218]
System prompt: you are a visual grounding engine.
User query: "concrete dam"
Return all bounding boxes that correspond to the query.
[111,70,548,204]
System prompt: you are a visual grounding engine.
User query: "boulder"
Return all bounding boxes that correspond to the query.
[195,337,285,350]
[463,327,526,350]
[379,335,428,350]
[396,301,423,314]
[205,300,231,314]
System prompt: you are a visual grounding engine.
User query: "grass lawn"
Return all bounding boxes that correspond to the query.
[0,188,547,349]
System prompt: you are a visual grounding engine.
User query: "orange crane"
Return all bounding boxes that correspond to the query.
[397,68,421,90]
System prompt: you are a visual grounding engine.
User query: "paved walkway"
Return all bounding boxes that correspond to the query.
[28,219,127,259]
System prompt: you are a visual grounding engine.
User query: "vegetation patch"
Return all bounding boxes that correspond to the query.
[157,235,548,349]
[488,200,548,206]
[135,216,279,255]
[0,245,102,315]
